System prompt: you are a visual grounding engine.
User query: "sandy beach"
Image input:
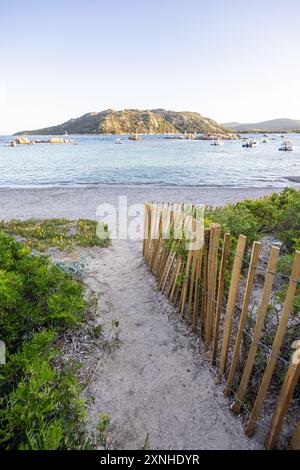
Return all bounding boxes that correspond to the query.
[0,185,288,220]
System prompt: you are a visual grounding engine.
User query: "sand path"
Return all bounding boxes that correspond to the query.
[85,239,261,450]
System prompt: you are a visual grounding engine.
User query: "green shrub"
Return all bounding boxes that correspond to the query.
[207,187,300,253]
[0,234,85,352]
[0,233,90,449]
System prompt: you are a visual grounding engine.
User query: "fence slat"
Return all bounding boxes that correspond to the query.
[232,246,280,413]
[174,259,185,306]
[149,202,159,262]
[161,251,176,293]
[225,241,261,396]
[180,249,193,318]
[157,245,169,284]
[150,206,163,271]
[143,203,147,258]
[143,203,152,262]
[155,204,170,278]
[147,202,157,265]
[219,235,247,375]
[291,419,300,450]
[158,233,176,289]
[165,254,178,297]
[205,224,221,348]
[245,250,300,437]
[201,229,210,339]
[212,233,231,364]
[265,363,300,449]
[193,248,203,332]
[170,257,183,303]
[187,249,198,321]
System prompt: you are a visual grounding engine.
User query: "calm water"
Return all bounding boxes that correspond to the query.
[0,134,299,188]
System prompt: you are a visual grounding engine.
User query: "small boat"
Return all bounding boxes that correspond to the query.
[211,139,224,146]
[129,133,143,141]
[242,139,258,148]
[278,140,295,151]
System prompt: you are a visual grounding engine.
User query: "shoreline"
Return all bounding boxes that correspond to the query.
[0,185,290,220]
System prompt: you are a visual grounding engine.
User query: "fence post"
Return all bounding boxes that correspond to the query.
[157,204,174,288]
[147,202,158,265]
[170,257,183,303]
[225,241,261,396]
[212,233,230,364]
[180,249,193,318]
[205,224,221,348]
[143,203,152,262]
[219,235,247,375]
[201,229,211,339]
[150,204,162,271]
[193,247,203,332]
[156,203,170,280]
[245,250,300,437]
[166,254,179,297]
[291,419,300,450]
[265,363,300,449]
[187,249,197,321]
[143,203,147,258]
[232,246,280,413]
[161,250,176,293]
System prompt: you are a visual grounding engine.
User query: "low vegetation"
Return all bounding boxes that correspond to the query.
[0,218,109,252]
[206,187,300,254]
[208,187,300,311]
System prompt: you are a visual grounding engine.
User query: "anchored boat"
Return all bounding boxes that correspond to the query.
[211,139,224,146]
[129,133,143,141]
[278,140,295,151]
[242,139,258,148]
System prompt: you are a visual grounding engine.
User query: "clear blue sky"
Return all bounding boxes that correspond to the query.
[1,0,300,134]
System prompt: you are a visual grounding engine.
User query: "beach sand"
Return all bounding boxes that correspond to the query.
[0,185,288,220]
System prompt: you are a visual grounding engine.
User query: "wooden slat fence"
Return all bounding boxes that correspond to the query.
[143,202,300,450]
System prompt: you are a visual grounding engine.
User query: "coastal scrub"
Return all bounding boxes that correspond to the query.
[0,233,99,449]
[0,218,109,251]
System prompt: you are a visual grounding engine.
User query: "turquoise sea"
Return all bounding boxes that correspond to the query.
[0,134,299,188]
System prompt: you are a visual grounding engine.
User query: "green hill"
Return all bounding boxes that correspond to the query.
[15,109,229,135]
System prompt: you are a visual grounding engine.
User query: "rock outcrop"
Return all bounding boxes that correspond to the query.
[15,136,30,145]
[10,137,74,146]
[199,133,240,140]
